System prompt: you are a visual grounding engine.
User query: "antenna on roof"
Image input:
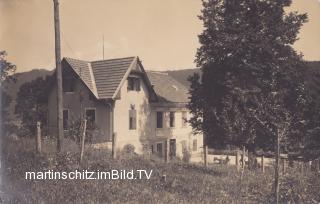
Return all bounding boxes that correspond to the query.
[102,35,105,60]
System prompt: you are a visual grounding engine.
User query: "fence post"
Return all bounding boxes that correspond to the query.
[203,145,208,167]
[165,140,170,163]
[80,119,87,163]
[282,158,286,173]
[112,132,117,159]
[236,150,239,171]
[241,146,245,170]
[261,155,265,173]
[36,121,41,153]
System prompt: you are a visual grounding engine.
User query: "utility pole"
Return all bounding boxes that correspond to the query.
[53,0,63,152]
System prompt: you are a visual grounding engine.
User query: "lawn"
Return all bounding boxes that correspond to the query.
[1,137,319,203]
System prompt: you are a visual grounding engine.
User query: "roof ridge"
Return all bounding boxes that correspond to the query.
[92,56,137,63]
[64,57,89,63]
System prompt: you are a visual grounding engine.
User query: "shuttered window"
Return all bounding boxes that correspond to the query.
[169,112,175,127]
[127,77,140,91]
[129,109,137,130]
[156,112,163,128]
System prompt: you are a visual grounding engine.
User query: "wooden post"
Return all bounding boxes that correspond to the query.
[241,146,245,169]
[80,119,87,163]
[165,140,169,163]
[53,0,63,152]
[275,130,280,204]
[236,150,240,172]
[36,121,41,153]
[203,145,208,167]
[261,155,265,173]
[282,158,286,174]
[112,133,117,159]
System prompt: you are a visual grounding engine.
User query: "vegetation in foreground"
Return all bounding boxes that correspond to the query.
[1,138,320,204]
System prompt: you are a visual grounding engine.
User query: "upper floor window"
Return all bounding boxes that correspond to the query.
[156,112,163,128]
[182,111,188,128]
[129,108,137,130]
[127,77,141,91]
[63,76,75,92]
[169,112,175,128]
[85,108,96,128]
[63,109,69,130]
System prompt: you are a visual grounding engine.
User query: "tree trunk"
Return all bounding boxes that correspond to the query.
[53,0,63,152]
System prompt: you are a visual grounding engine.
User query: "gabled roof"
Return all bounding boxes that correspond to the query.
[63,56,137,99]
[63,56,189,104]
[147,71,189,103]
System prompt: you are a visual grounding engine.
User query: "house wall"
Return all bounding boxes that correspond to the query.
[113,72,153,154]
[113,65,203,158]
[47,72,111,143]
[148,108,203,158]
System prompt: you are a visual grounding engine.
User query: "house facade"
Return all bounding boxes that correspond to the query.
[48,56,203,159]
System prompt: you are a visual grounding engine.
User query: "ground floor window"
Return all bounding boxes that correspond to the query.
[63,109,69,130]
[85,108,96,129]
[156,143,163,157]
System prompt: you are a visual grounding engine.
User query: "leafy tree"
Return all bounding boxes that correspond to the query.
[15,76,54,136]
[189,0,308,150]
[0,51,17,136]
[188,0,308,202]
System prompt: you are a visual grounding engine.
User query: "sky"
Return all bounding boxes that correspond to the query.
[0,0,319,73]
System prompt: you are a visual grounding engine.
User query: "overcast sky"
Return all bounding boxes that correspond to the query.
[1,0,319,73]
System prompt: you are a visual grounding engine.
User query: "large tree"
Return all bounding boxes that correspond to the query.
[188,0,308,151]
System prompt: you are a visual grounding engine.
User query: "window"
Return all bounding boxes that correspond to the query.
[63,76,75,92]
[169,112,175,128]
[156,143,163,157]
[129,109,137,130]
[85,109,96,128]
[127,77,141,91]
[193,139,197,151]
[156,112,163,128]
[182,111,187,128]
[63,109,69,130]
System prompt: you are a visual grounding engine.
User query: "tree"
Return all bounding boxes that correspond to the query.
[0,51,17,136]
[188,1,308,202]
[15,76,54,136]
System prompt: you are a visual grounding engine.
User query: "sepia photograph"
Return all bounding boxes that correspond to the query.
[0,0,320,203]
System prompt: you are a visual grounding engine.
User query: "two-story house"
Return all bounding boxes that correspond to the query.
[47,56,203,159]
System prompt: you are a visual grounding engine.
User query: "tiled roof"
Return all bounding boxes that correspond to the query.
[91,57,136,98]
[63,57,136,99]
[63,56,189,103]
[64,58,98,97]
[147,71,189,103]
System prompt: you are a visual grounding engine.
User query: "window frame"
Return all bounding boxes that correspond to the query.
[156,142,163,157]
[169,111,175,128]
[156,111,163,129]
[63,76,76,93]
[85,108,97,127]
[63,109,69,130]
[129,108,137,130]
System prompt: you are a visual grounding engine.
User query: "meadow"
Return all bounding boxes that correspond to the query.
[1,137,319,204]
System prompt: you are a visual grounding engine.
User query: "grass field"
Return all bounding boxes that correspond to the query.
[1,137,320,203]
